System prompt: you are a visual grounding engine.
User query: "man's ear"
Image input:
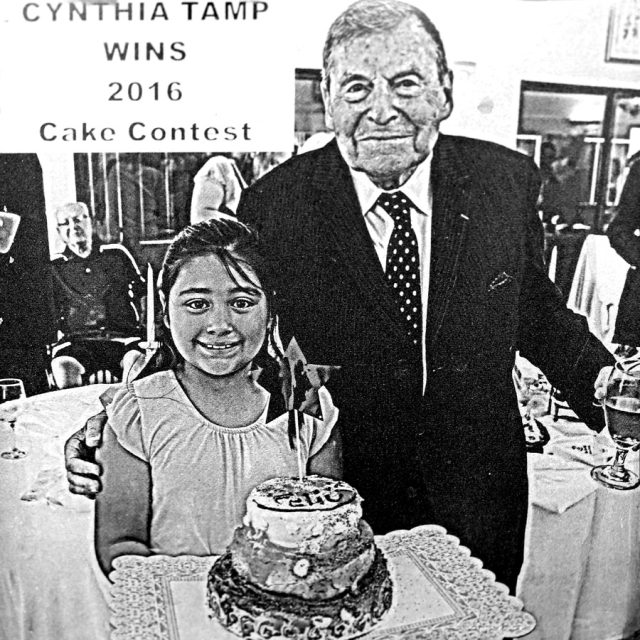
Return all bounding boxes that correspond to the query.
[438,70,454,122]
[321,78,334,131]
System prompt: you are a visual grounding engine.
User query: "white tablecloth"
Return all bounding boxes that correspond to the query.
[0,385,110,640]
[567,234,630,344]
[1,384,640,640]
[517,415,640,640]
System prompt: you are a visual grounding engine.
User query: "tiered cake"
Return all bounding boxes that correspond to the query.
[207,475,393,640]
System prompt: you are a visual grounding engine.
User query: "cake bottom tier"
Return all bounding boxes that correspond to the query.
[207,547,393,640]
[230,520,376,600]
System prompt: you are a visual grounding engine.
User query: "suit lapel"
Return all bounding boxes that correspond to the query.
[311,142,410,344]
[427,136,473,349]
[307,138,476,351]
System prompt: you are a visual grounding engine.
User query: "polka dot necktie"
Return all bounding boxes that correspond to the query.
[377,191,422,346]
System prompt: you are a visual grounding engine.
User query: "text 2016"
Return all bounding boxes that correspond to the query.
[108,82,183,101]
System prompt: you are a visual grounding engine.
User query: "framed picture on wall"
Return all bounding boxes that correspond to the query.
[606,0,640,63]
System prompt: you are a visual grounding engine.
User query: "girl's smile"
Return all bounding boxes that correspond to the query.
[166,253,268,381]
[195,339,242,352]
[196,340,240,351]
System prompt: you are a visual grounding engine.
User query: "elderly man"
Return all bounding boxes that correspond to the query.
[65,0,613,592]
[237,0,615,591]
[51,202,145,388]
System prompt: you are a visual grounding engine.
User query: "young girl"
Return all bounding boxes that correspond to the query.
[94,218,341,575]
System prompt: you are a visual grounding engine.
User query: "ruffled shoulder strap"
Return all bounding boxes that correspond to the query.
[105,384,145,460]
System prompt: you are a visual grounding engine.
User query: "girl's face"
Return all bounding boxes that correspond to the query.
[165,253,268,380]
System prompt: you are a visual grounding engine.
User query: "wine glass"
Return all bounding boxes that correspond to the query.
[0,378,27,460]
[591,363,640,490]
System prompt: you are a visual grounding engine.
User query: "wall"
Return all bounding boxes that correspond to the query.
[38,152,76,256]
[292,0,640,147]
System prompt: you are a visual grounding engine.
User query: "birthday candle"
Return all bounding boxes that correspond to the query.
[294,410,304,480]
[146,263,155,344]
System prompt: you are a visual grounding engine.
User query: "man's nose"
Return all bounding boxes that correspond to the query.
[367,84,397,124]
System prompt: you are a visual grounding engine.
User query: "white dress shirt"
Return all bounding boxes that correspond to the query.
[348,156,434,392]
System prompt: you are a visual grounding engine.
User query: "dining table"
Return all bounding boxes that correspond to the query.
[516,394,640,640]
[1,382,640,640]
[0,384,112,640]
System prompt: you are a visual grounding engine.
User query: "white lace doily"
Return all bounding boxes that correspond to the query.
[110,525,536,640]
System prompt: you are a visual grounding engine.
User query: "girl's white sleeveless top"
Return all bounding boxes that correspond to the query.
[107,369,337,556]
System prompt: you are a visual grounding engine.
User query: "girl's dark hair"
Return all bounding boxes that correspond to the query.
[131,217,282,383]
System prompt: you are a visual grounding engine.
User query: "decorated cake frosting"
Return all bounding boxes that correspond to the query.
[207,475,393,640]
[242,475,362,553]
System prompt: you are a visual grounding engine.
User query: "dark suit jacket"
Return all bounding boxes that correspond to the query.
[0,154,56,394]
[237,135,613,591]
[607,158,640,345]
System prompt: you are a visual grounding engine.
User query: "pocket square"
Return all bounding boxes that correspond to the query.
[488,271,514,292]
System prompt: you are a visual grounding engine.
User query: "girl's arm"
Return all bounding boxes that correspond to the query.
[308,422,343,479]
[94,422,152,577]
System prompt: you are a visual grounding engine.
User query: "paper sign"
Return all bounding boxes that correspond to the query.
[0,0,295,152]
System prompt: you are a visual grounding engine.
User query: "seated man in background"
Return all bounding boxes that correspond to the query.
[50,202,146,388]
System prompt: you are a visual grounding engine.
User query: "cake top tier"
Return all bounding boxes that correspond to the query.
[243,476,364,551]
[250,476,358,513]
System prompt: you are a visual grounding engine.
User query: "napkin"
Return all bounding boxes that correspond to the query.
[547,434,607,466]
[528,421,608,514]
[529,454,597,514]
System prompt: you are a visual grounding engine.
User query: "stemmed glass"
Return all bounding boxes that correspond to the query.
[591,363,640,490]
[0,378,27,460]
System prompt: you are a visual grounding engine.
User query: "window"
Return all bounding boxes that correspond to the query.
[517,82,640,230]
[74,152,255,265]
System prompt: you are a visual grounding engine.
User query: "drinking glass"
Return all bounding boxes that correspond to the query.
[591,363,640,490]
[0,378,27,460]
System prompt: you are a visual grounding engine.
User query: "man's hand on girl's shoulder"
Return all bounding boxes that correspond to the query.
[64,411,108,497]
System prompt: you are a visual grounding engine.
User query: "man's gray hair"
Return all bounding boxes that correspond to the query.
[322,0,449,89]
[56,201,90,219]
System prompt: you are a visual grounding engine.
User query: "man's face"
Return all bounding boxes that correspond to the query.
[322,17,452,188]
[56,206,93,258]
